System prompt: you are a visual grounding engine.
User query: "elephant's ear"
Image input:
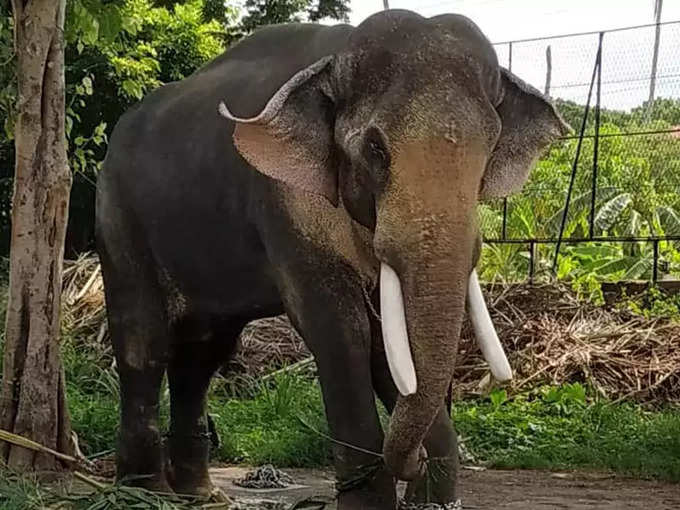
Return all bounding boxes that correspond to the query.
[219,56,339,205]
[480,68,571,199]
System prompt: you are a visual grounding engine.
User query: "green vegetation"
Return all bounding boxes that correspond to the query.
[64,372,680,481]
[1,279,680,488]
[457,384,680,481]
[25,313,680,481]
[620,285,680,320]
[7,360,680,482]
[3,283,677,482]
[0,470,231,509]
[479,97,680,285]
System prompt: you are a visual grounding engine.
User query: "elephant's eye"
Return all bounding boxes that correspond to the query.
[369,141,387,165]
[363,126,390,172]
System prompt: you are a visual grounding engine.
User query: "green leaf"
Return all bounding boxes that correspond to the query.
[624,210,642,238]
[82,76,93,95]
[99,8,123,43]
[657,206,680,236]
[623,257,653,280]
[490,389,508,409]
[83,17,100,46]
[545,187,621,236]
[594,193,632,231]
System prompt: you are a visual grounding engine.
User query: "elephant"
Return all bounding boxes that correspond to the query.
[95,8,569,509]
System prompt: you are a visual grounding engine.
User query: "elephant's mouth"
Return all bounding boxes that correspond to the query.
[378,261,512,397]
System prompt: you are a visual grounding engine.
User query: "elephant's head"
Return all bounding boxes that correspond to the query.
[220,10,569,481]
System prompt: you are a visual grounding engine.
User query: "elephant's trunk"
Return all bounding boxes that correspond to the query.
[378,214,475,481]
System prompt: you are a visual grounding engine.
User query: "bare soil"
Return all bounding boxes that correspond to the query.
[212,466,680,509]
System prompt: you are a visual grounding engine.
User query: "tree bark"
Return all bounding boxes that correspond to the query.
[0,0,73,470]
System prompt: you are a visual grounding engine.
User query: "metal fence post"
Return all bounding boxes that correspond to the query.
[653,239,660,283]
[553,39,602,273]
[589,32,604,239]
[529,240,536,283]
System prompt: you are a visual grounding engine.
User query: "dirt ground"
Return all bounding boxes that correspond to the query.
[212,466,680,509]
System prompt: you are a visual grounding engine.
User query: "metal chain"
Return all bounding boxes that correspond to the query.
[399,499,463,510]
[233,464,294,490]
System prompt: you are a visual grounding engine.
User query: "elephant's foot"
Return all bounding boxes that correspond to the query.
[166,434,214,497]
[402,455,458,508]
[116,428,172,492]
[336,464,396,510]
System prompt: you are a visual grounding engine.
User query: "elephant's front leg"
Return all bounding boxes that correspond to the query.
[271,261,396,509]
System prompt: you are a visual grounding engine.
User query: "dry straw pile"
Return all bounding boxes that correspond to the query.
[456,284,680,403]
[62,255,680,404]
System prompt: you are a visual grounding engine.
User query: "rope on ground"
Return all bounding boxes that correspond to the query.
[399,500,463,510]
[233,464,294,489]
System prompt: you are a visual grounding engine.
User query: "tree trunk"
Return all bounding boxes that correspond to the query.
[0,0,73,471]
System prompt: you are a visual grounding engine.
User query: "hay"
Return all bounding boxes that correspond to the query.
[456,283,680,403]
[62,253,107,345]
[228,316,309,379]
[60,255,680,404]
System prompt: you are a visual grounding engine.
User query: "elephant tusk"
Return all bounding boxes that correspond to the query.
[467,269,513,382]
[379,262,418,396]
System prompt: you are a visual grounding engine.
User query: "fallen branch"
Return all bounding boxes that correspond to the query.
[0,429,78,465]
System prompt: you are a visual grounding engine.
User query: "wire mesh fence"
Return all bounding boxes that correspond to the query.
[481,21,680,283]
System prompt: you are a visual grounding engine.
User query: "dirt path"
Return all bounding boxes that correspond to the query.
[211,466,680,509]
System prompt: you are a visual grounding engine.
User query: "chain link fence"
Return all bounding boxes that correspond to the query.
[480,21,680,283]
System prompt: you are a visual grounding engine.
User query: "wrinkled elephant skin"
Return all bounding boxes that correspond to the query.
[96,9,569,509]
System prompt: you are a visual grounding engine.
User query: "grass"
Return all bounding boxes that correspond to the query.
[0,473,45,510]
[3,376,680,509]
[0,470,232,510]
[2,289,680,480]
[208,372,332,467]
[455,384,680,481]
[63,364,680,481]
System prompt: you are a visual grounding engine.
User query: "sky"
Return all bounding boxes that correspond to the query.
[332,0,680,110]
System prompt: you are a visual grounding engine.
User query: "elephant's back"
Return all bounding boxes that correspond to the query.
[144,22,354,129]
[102,21,355,201]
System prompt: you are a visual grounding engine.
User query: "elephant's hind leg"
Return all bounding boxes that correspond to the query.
[100,254,171,492]
[166,318,244,496]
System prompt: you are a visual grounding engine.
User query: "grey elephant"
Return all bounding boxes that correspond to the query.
[96,8,568,509]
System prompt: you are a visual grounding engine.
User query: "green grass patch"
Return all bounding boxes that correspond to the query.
[0,472,45,510]
[61,364,680,482]
[208,372,331,467]
[455,384,680,481]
